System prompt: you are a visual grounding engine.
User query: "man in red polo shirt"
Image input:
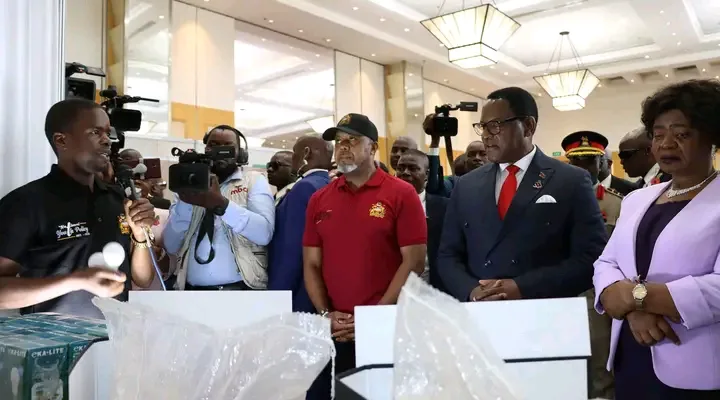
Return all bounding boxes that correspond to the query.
[303,113,427,374]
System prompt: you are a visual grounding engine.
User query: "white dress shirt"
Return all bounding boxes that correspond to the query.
[418,190,429,281]
[642,163,661,188]
[600,173,612,189]
[494,146,537,203]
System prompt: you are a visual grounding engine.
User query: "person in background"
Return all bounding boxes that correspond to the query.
[116,148,170,209]
[619,127,671,188]
[396,149,449,292]
[389,136,418,171]
[0,99,156,317]
[268,134,332,312]
[600,148,635,196]
[561,131,622,400]
[595,80,720,399]
[135,179,176,290]
[453,153,469,177]
[163,125,274,291]
[303,113,426,375]
[465,140,489,170]
[438,87,607,302]
[267,150,295,204]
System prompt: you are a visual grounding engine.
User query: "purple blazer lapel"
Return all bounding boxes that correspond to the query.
[617,183,670,279]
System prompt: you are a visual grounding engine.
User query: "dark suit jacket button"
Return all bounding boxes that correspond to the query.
[511,259,517,264]
[464,222,469,228]
[484,261,491,267]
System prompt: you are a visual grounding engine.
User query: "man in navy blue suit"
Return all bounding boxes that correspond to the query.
[267,134,332,312]
[438,87,607,302]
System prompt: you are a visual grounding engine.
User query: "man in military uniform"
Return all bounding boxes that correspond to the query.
[561,131,622,400]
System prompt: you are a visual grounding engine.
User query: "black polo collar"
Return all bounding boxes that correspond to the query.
[47,164,109,197]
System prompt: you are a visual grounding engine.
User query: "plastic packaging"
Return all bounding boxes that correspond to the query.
[93,298,334,400]
[393,273,522,400]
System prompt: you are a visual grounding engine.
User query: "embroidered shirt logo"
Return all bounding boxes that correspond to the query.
[117,215,131,235]
[56,222,90,241]
[369,202,386,218]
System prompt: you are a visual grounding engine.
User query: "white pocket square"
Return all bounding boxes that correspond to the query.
[536,195,557,204]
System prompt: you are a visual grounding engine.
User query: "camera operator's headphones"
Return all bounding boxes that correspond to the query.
[203,125,249,165]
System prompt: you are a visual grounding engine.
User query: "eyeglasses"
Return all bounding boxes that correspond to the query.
[617,148,647,160]
[473,116,525,136]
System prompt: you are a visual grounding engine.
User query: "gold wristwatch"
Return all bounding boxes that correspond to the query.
[632,278,648,310]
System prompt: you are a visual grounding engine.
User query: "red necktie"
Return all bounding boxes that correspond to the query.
[498,165,520,220]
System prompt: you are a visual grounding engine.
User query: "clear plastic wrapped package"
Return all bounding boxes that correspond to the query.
[393,274,522,400]
[93,298,334,400]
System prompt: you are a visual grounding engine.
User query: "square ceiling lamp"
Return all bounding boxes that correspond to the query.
[421,3,520,69]
[533,32,600,111]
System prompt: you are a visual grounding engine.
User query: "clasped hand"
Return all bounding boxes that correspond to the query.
[328,311,354,342]
[469,279,522,301]
[600,280,681,346]
[178,175,227,210]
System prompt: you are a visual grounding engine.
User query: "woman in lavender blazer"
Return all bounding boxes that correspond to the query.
[593,80,720,399]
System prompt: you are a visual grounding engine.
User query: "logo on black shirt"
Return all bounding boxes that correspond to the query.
[56,222,90,241]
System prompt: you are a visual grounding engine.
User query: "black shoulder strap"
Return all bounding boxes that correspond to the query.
[193,210,216,264]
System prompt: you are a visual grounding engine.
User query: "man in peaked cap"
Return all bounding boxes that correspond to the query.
[561,130,621,400]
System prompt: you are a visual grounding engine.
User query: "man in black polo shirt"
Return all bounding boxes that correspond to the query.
[0,99,156,318]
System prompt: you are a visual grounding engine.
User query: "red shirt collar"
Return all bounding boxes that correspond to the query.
[337,168,387,191]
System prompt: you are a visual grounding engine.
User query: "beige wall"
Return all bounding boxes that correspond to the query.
[533,85,660,153]
[65,0,105,88]
[170,1,236,139]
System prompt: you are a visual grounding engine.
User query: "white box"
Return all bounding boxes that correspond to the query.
[345,298,591,400]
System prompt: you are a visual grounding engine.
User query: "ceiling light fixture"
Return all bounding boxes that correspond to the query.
[630,79,635,83]
[597,84,602,88]
[672,32,676,36]
[352,6,359,11]
[644,55,650,59]
[371,53,376,57]
[404,28,410,32]
[159,15,165,19]
[380,17,386,22]
[665,73,669,78]
[677,41,681,46]
[504,72,509,76]
[534,31,599,112]
[408,73,413,77]
[315,54,320,57]
[268,19,274,24]
[204,0,209,2]
[660,10,664,14]
[470,88,475,91]
[325,38,331,42]
[443,79,449,82]
[422,3,520,69]
[702,68,706,72]
[306,116,335,134]
[666,22,670,26]
[298,29,304,33]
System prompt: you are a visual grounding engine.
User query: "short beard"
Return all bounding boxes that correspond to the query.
[211,160,238,182]
[337,163,358,174]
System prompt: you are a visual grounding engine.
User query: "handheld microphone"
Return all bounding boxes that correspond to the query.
[115,164,167,291]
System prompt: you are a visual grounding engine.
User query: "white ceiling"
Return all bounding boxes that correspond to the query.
[182,0,720,95]
[124,0,720,141]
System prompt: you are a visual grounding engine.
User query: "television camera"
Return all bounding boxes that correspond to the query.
[430,101,479,137]
[168,146,237,192]
[64,62,159,158]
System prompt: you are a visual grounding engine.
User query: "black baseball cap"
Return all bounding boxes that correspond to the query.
[323,113,378,142]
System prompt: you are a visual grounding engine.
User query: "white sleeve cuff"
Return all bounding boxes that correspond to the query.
[427,148,440,156]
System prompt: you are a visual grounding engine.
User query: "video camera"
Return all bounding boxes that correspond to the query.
[168,146,236,192]
[64,62,159,159]
[430,102,479,137]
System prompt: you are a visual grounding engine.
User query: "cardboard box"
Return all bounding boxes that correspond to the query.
[0,313,107,400]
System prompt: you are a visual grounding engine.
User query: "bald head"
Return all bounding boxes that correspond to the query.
[618,127,656,178]
[293,133,333,174]
[118,148,142,163]
[390,136,419,170]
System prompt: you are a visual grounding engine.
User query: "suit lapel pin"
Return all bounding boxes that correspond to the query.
[539,171,546,179]
[533,180,543,189]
